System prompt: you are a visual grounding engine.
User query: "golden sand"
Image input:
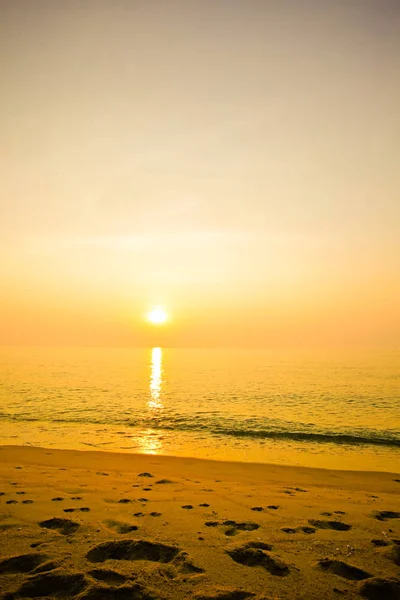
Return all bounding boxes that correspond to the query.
[0,445,399,599]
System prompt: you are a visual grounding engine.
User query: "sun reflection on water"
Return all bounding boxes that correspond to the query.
[136,347,164,455]
[149,347,163,409]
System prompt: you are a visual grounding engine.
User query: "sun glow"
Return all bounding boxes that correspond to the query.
[147,307,168,325]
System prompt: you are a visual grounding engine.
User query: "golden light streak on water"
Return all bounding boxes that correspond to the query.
[149,347,163,409]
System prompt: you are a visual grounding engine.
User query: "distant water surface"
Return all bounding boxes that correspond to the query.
[0,347,399,472]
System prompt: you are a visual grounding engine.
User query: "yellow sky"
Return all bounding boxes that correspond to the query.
[1,0,399,347]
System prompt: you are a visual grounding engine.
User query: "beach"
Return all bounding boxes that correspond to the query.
[0,445,399,600]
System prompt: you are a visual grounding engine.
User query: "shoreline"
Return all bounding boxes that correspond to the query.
[1,444,400,481]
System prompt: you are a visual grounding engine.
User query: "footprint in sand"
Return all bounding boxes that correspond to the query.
[64,507,90,513]
[6,500,18,504]
[316,558,371,581]
[226,541,290,576]
[52,497,64,502]
[382,542,400,566]
[371,539,389,547]
[372,510,400,521]
[10,571,87,599]
[22,499,34,504]
[85,539,203,575]
[138,472,154,478]
[182,505,193,510]
[39,517,80,535]
[0,553,49,574]
[205,520,260,537]
[15,491,26,495]
[88,568,127,584]
[199,503,210,507]
[358,577,400,600]
[308,519,352,531]
[284,487,308,494]
[86,539,180,563]
[281,526,316,534]
[31,560,61,575]
[104,519,138,534]
[150,512,162,517]
[118,498,133,504]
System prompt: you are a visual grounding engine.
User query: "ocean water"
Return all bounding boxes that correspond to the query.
[0,346,399,472]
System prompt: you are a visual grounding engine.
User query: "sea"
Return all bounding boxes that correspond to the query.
[0,346,399,472]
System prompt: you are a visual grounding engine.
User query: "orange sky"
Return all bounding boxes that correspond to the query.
[1,0,399,348]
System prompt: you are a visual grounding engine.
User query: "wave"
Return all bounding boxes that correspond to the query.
[210,428,400,448]
[0,412,399,449]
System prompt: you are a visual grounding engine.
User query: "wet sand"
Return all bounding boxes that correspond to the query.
[0,445,399,600]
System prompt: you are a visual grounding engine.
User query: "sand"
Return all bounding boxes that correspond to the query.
[0,445,399,600]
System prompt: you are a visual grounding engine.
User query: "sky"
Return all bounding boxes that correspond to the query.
[1,0,399,348]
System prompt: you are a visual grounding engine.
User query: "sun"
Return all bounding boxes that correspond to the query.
[147,306,168,325]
